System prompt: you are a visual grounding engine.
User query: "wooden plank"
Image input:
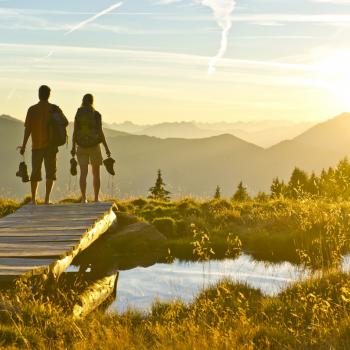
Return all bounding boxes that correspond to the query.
[0,236,82,243]
[0,217,98,223]
[0,258,54,267]
[0,221,97,229]
[0,258,54,276]
[0,213,99,219]
[0,242,77,258]
[0,229,86,237]
[16,204,112,214]
[0,227,87,233]
[0,232,85,238]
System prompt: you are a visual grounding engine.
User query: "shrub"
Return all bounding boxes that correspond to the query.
[152,217,176,237]
[131,198,148,208]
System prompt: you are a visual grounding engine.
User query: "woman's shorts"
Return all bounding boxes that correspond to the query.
[77,144,103,166]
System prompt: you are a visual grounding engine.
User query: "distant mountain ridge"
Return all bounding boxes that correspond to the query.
[105,120,316,147]
[1,113,349,199]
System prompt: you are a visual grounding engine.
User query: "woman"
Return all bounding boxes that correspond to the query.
[71,94,111,203]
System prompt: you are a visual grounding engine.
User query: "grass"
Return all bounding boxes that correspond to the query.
[2,196,350,348]
[111,197,350,269]
[2,271,350,349]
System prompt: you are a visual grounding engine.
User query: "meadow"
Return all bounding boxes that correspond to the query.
[114,197,350,270]
[1,196,350,349]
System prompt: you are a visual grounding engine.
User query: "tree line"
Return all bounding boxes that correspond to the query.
[148,158,350,201]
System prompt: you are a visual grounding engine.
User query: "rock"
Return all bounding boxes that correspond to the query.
[73,219,167,272]
[108,221,167,246]
[115,212,139,228]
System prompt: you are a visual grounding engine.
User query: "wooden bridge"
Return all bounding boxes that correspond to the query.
[0,202,118,317]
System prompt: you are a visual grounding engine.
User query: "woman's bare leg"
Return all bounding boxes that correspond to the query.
[92,164,100,202]
[79,164,88,202]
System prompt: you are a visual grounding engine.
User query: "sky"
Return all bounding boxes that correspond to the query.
[2,0,350,124]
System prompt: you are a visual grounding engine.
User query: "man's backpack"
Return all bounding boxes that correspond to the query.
[48,105,69,147]
[75,108,102,148]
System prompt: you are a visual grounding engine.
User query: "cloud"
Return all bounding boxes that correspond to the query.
[65,2,123,35]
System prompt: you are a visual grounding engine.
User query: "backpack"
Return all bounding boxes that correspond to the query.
[75,108,102,148]
[48,105,69,147]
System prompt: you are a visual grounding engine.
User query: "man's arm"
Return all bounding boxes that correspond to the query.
[20,109,32,155]
[20,127,31,155]
[71,115,77,157]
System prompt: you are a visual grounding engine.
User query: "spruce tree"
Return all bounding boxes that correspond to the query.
[270,177,286,198]
[232,181,250,202]
[214,185,221,200]
[288,167,309,198]
[307,172,319,196]
[148,169,171,201]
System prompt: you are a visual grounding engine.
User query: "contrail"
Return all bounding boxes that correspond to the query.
[65,2,123,35]
[34,50,54,62]
[7,88,16,100]
[198,0,236,74]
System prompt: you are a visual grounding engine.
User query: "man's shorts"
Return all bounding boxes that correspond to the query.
[31,147,58,182]
[77,144,103,167]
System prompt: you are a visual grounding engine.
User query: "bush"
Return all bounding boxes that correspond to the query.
[131,198,148,208]
[152,217,176,237]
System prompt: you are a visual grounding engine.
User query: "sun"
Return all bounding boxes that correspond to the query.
[315,50,350,111]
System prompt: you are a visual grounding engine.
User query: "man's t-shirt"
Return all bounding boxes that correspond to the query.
[25,101,54,150]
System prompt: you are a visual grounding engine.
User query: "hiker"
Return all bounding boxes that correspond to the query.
[19,85,68,205]
[71,94,111,203]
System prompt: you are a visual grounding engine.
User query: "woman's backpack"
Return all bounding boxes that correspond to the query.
[75,108,102,148]
[48,105,69,147]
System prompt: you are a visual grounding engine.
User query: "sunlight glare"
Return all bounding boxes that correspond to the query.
[316,50,350,111]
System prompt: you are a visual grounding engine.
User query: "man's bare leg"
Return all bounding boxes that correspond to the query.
[80,164,88,203]
[45,179,54,204]
[31,181,38,205]
[92,164,100,202]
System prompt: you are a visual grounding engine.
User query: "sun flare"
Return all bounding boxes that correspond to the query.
[316,50,350,110]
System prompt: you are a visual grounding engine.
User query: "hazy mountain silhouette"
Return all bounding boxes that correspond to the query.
[107,120,314,147]
[1,113,349,199]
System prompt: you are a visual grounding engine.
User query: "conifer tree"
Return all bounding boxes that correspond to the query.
[148,169,171,201]
[288,167,309,198]
[307,172,319,196]
[232,181,250,202]
[214,185,221,200]
[270,177,286,198]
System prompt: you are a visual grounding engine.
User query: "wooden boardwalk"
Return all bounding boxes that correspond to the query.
[0,202,117,283]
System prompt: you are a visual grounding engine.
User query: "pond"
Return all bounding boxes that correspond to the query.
[111,254,311,314]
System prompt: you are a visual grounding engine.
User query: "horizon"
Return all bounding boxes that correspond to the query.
[2,1,350,124]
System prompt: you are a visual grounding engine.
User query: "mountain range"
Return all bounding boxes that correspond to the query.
[105,120,315,148]
[1,113,350,199]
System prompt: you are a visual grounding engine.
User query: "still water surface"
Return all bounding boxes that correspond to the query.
[111,254,312,313]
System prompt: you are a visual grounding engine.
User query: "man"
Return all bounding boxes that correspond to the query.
[19,85,67,205]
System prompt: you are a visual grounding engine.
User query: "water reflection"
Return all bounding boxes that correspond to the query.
[72,231,350,315]
[111,255,309,314]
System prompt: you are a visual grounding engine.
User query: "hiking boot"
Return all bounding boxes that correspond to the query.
[16,162,29,183]
[70,157,78,176]
[103,157,116,176]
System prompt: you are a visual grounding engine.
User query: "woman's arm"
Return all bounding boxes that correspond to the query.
[101,131,111,157]
[97,112,111,157]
